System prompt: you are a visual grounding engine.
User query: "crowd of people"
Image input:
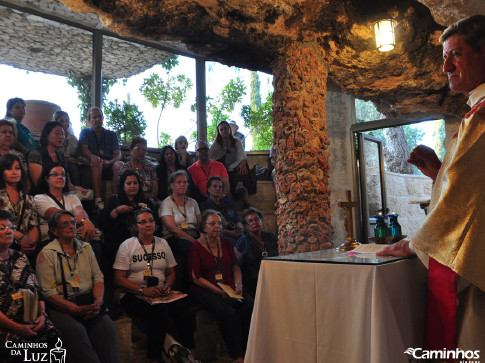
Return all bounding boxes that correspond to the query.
[0,101,278,363]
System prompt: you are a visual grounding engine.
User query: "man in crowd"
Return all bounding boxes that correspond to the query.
[229,120,245,148]
[188,140,230,196]
[79,107,122,209]
[378,15,485,352]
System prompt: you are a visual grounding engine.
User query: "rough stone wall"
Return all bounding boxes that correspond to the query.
[326,91,355,245]
[272,42,333,254]
[384,172,432,238]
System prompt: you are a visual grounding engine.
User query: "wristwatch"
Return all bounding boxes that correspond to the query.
[138,287,145,296]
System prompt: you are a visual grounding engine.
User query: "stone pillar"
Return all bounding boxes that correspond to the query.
[272,42,333,254]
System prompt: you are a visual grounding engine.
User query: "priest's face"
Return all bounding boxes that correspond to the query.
[443,34,485,96]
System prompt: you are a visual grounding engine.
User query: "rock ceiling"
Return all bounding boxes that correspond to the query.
[3,0,484,119]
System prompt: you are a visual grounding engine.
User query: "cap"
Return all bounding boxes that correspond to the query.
[228,120,239,130]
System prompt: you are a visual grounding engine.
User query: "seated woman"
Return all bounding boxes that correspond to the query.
[117,136,158,199]
[36,210,118,363]
[34,163,97,249]
[0,119,27,170]
[200,176,243,246]
[209,120,248,195]
[234,207,278,297]
[27,121,86,195]
[174,135,194,168]
[4,97,36,155]
[101,169,154,263]
[188,210,253,363]
[114,208,195,363]
[160,170,200,290]
[0,154,39,263]
[156,145,203,203]
[0,210,57,361]
[54,110,90,189]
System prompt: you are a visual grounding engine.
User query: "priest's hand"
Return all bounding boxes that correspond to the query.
[376,240,415,257]
[407,145,442,181]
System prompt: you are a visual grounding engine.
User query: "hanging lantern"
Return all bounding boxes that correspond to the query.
[374,19,396,52]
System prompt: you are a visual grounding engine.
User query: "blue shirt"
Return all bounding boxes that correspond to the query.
[79,127,120,159]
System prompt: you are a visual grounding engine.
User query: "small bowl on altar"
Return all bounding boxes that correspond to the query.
[369,235,407,244]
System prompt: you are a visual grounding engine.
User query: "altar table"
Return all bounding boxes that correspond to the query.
[245,249,428,363]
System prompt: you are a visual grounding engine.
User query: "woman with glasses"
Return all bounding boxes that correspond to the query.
[114,207,195,363]
[234,207,278,298]
[34,163,96,246]
[188,210,254,363]
[0,210,57,361]
[116,137,158,199]
[0,154,39,261]
[36,210,118,363]
[160,170,201,290]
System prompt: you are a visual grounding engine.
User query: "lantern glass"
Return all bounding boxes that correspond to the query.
[374,19,396,52]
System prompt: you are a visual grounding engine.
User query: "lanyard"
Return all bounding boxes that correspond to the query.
[46,192,65,210]
[91,128,106,156]
[200,165,212,178]
[138,237,155,273]
[171,196,187,220]
[60,244,78,278]
[7,192,25,228]
[204,236,221,273]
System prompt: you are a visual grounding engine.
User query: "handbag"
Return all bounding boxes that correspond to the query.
[229,164,257,196]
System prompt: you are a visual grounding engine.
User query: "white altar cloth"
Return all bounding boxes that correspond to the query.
[245,252,428,363]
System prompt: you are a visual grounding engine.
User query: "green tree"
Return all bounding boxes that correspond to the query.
[104,96,146,145]
[432,119,446,159]
[158,132,173,148]
[241,93,273,150]
[203,78,246,144]
[355,99,385,123]
[67,74,117,124]
[402,125,424,153]
[140,56,193,143]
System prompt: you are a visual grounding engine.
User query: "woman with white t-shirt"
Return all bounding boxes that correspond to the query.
[34,163,96,245]
[114,208,195,363]
[160,170,201,291]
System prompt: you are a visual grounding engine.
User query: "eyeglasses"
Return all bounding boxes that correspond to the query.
[59,221,77,229]
[133,147,147,152]
[136,219,156,225]
[49,173,66,178]
[206,221,222,227]
[0,225,16,232]
[197,147,209,152]
[246,217,261,224]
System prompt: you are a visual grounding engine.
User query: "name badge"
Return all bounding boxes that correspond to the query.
[215,273,223,283]
[181,223,189,229]
[99,150,104,156]
[71,280,80,292]
[64,152,70,158]
[11,292,22,301]
[142,186,148,192]
[144,269,152,277]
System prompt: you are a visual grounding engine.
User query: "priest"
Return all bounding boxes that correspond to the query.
[378,15,485,353]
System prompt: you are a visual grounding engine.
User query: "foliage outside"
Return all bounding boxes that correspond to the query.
[139,56,193,145]
[158,132,173,148]
[191,78,246,145]
[241,92,273,150]
[104,96,146,145]
[67,74,117,124]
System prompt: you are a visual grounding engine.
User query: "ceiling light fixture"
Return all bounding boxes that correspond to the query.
[374,19,396,52]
